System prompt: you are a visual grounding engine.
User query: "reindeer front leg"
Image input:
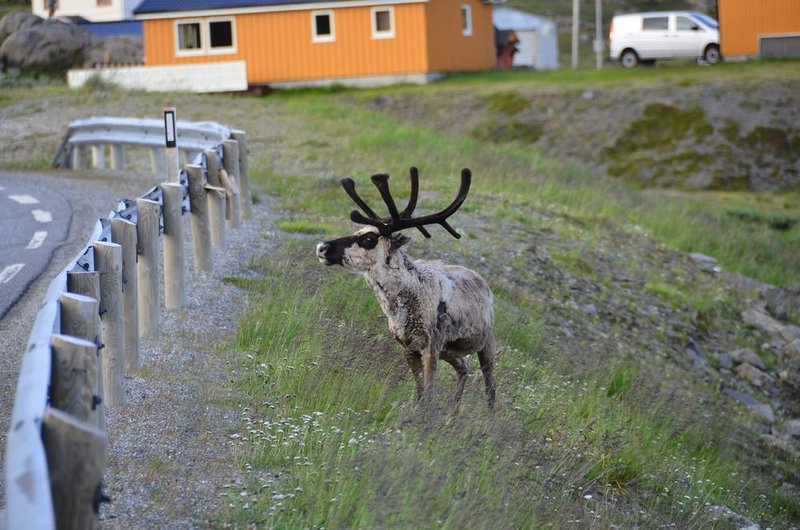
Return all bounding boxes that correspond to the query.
[421,346,438,403]
[404,350,424,399]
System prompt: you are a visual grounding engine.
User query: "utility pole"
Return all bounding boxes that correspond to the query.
[595,0,603,69]
[572,0,580,69]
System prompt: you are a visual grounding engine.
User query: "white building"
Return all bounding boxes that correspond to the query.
[32,0,140,22]
[493,6,559,70]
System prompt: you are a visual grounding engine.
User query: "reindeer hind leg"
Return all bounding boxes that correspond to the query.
[404,350,424,400]
[445,357,469,403]
[477,337,496,409]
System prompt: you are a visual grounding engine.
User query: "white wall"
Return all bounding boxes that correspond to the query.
[67,61,249,93]
[32,0,137,22]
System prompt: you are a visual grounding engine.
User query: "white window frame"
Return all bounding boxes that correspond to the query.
[311,9,335,43]
[461,4,472,37]
[371,6,395,39]
[175,19,205,57]
[207,16,237,54]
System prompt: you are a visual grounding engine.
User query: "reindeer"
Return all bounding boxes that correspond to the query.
[315,167,496,408]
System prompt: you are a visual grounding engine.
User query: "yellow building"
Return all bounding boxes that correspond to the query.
[133,0,497,87]
[718,0,800,58]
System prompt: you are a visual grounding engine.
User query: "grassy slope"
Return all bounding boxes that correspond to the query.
[1,62,797,528]
[217,63,800,528]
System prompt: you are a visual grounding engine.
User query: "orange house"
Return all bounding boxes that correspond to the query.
[133,0,497,88]
[718,0,800,58]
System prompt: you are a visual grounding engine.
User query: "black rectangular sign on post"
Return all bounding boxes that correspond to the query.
[163,108,177,148]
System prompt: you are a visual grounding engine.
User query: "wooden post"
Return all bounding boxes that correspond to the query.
[231,130,252,220]
[59,292,98,341]
[90,145,106,169]
[222,139,242,229]
[66,271,106,431]
[111,217,140,371]
[162,182,185,310]
[110,144,125,171]
[42,408,107,530]
[72,145,87,170]
[186,164,213,272]
[94,240,125,408]
[136,198,161,338]
[204,149,226,248]
[50,334,97,423]
[149,147,165,174]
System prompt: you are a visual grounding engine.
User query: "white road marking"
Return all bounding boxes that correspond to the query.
[0,263,25,284]
[25,231,48,250]
[9,194,39,205]
[31,209,52,223]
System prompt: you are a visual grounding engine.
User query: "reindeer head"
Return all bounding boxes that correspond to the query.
[315,167,471,272]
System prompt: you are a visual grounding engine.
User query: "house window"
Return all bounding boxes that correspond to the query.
[208,18,236,53]
[43,0,59,11]
[176,21,203,55]
[642,16,668,31]
[372,6,394,39]
[461,4,472,36]
[96,0,111,6]
[312,10,335,43]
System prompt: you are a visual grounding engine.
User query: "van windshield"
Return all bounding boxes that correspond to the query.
[691,13,719,29]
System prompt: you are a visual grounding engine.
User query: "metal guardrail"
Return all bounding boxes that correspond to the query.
[52,117,231,170]
[4,116,251,530]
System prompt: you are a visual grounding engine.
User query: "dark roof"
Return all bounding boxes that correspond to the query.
[134,0,337,15]
[76,20,143,37]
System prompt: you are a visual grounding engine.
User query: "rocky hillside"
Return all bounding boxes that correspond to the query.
[366,74,800,192]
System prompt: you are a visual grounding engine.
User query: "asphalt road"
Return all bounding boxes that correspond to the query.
[0,173,72,319]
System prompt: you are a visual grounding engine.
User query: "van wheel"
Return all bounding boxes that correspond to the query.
[620,49,639,68]
[704,44,720,64]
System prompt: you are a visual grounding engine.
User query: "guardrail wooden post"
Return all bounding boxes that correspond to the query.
[204,149,226,248]
[42,408,107,530]
[186,164,213,272]
[149,147,165,174]
[50,334,97,423]
[110,144,125,171]
[162,183,185,309]
[94,240,125,408]
[222,139,242,229]
[231,130,252,220]
[66,271,106,431]
[111,217,140,371]
[136,198,161,338]
[72,145,87,169]
[90,145,106,169]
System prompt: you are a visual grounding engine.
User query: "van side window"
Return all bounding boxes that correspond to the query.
[676,16,701,31]
[642,16,668,31]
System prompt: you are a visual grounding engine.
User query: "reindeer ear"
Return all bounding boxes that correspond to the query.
[390,233,410,250]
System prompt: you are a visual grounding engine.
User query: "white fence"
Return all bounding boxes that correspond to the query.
[3,116,251,530]
[66,61,248,94]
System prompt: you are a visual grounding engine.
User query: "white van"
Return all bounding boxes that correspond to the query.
[609,12,720,68]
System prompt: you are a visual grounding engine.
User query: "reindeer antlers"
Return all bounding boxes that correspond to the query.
[340,167,471,239]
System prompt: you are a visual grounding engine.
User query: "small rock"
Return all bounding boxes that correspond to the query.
[718,354,733,370]
[749,404,775,424]
[735,363,775,387]
[581,303,597,317]
[730,348,766,370]
[785,419,800,438]
[723,388,774,424]
[762,434,800,458]
[779,324,800,342]
[581,90,595,100]
[689,252,721,273]
[742,308,786,336]
[784,338,800,362]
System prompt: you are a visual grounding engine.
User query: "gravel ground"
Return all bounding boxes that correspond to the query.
[0,168,282,527]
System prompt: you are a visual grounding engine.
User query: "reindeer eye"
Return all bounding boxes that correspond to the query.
[358,233,378,249]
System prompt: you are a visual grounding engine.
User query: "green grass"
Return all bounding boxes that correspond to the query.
[258,91,800,286]
[218,242,792,528]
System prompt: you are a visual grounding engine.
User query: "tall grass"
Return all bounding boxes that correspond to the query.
[218,242,791,528]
